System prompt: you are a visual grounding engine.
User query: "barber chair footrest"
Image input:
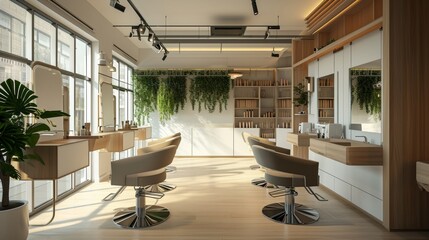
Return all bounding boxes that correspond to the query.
[262,202,319,225]
[251,177,279,189]
[113,205,170,228]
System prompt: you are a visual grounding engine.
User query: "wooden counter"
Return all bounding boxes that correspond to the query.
[68,134,110,151]
[309,138,383,165]
[287,133,317,159]
[15,139,89,180]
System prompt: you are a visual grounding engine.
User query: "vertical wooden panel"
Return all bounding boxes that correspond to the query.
[345,0,374,34]
[386,0,429,230]
[374,0,383,18]
[292,64,309,132]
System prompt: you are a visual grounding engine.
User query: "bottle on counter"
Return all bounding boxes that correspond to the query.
[80,125,86,136]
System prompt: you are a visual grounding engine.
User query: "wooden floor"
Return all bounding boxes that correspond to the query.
[29,157,429,240]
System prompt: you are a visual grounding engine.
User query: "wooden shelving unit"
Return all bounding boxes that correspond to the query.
[318,74,335,123]
[276,68,293,129]
[233,68,292,139]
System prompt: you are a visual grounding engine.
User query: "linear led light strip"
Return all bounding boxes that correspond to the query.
[169,47,286,52]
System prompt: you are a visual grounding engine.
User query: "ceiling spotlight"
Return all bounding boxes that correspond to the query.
[271,48,279,58]
[148,32,154,42]
[153,41,162,52]
[138,23,145,35]
[264,29,270,39]
[110,0,126,12]
[251,0,258,15]
[271,52,280,57]
[162,52,168,61]
[136,26,142,41]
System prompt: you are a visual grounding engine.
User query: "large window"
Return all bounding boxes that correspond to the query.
[34,14,56,65]
[112,57,134,160]
[112,57,134,126]
[0,1,93,214]
[58,27,74,72]
[0,1,29,58]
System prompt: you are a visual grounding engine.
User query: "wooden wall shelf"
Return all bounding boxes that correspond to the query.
[293,17,382,67]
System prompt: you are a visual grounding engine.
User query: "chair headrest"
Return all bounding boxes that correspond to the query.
[251,145,319,186]
[248,137,290,155]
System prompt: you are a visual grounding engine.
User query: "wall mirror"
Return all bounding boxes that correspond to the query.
[99,81,115,132]
[349,59,382,133]
[32,63,63,132]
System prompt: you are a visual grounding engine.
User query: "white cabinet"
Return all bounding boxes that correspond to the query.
[275,128,293,149]
[192,128,234,156]
[233,128,260,156]
[309,150,383,220]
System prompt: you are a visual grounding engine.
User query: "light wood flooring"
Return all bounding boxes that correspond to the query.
[29,157,429,240]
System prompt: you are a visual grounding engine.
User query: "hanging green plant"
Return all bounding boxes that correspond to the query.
[352,75,382,120]
[157,76,187,123]
[293,83,308,107]
[133,75,159,124]
[190,76,231,113]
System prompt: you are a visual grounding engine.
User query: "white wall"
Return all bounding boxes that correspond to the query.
[308,30,383,145]
[148,79,234,156]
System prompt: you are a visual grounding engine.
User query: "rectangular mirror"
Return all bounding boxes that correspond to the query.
[349,59,382,133]
[100,82,115,132]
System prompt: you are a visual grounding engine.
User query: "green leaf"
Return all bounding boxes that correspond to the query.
[26,133,40,147]
[190,76,231,113]
[39,110,70,119]
[26,122,50,134]
[0,161,20,180]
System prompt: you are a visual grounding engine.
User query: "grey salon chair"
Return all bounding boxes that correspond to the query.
[252,145,325,225]
[111,145,178,228]
[246,135,290,188]
[103,135,181,201]
[148,132,181,173]
[138,135,181,193]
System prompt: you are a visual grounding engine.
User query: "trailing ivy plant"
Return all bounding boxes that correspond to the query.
[293,83,308,107]
[190,76,231,113]
[352,75,382,120]
[157,76,187,123]
[133,75,159,124]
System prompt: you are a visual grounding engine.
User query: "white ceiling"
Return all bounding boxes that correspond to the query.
[87,0,322,69]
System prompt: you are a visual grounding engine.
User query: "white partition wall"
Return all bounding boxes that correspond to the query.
[192,128,234,156]
[351,30,382,68]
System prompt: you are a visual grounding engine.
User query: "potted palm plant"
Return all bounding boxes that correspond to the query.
[0,79,68,240]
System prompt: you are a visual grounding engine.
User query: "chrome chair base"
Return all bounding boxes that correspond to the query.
[143,182,176,193]
[166,166,177,173]
[113,205,170,229]
[249,164,261,170]
[251,177,278,188]
[262,202,319,225]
